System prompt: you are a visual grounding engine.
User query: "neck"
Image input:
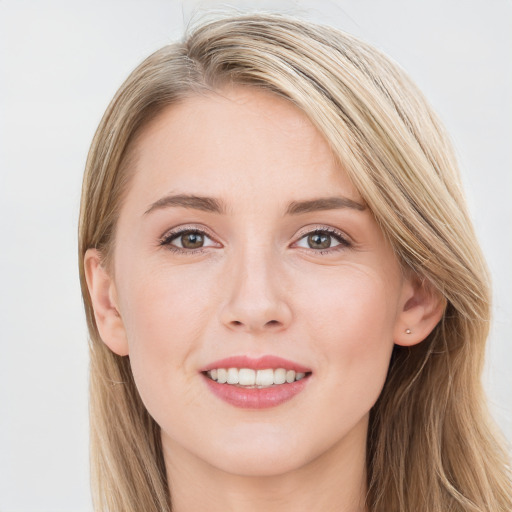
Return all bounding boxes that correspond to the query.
[163,416,368,512]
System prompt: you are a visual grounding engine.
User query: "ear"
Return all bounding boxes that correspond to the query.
[394,272,446,347]
[84,248,129,356]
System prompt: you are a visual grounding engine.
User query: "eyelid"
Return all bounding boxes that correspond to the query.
[158,223,352,253]
[291,225,352,251]
[293,224,351,242]
[159,224,222,248]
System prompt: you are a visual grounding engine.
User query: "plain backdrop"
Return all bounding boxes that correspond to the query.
[0,1,510,510]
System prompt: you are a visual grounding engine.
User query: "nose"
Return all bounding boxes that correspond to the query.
[219,246,293,334]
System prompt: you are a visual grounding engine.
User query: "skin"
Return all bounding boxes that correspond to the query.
[85,87,444,511]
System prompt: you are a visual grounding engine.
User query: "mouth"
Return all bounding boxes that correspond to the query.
[200,355,313,408]
[203,367,310,388]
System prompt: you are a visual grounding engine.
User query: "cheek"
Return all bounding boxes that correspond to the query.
[300,264,398,339]
[297,266,398,400]
[116,264,217,410]
[120,260,215,344]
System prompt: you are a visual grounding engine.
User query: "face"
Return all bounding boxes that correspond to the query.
[96,87,414,477]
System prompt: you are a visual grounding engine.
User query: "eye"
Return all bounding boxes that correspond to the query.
[160,228,219,252]
[294,228,350,252]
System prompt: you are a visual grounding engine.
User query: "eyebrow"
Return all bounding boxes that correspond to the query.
[144,194,227,215]
[144,194,366,216]
[285,196,366,215]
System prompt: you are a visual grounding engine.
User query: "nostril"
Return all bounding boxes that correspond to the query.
[265,320,280,327]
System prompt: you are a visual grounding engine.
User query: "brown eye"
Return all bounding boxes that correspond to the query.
[294,228,350,253]
[307,233,331,249]
[161,228,219,252]
[180,231,204,249]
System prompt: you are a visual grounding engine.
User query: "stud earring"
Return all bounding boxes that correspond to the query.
[405,328,412,334]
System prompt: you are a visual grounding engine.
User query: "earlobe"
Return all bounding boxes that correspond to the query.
[84,249,129,356]
[394,274,446,347]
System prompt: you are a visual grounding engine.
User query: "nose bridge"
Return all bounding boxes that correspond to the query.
[220,238,292,332]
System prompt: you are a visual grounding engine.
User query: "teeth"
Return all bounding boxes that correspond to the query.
[227,368,239,384]
[206,368,309,387]
[274,368,286,385]
[256,368,274,386]
[238,368,256,386]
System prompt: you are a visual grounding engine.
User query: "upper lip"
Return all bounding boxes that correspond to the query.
[200,355,312,373]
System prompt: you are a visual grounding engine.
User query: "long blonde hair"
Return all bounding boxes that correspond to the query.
[78,13,511,512]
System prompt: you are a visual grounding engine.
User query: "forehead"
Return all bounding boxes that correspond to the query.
[125,86,362,211]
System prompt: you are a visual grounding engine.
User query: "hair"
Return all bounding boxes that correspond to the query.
[78,12,511,512]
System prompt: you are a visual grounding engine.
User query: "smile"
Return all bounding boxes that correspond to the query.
[201,355,312,408]
[205,367,308,388]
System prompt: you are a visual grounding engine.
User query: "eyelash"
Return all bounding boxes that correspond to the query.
[159,226,352,255]
[159,226,217,256]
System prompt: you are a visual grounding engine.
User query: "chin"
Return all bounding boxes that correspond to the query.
[203,430,319,477]
[214,451,309,478]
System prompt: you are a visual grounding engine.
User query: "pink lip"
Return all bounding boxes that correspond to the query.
[200,355,312,409]
[203,376,310,409]
[200,355,312,373]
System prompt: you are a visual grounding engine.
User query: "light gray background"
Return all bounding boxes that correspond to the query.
[1,1,510,510]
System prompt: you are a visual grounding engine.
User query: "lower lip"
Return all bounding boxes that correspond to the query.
[202,374,311,409]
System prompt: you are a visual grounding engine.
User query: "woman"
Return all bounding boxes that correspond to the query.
[78,13,511,512]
